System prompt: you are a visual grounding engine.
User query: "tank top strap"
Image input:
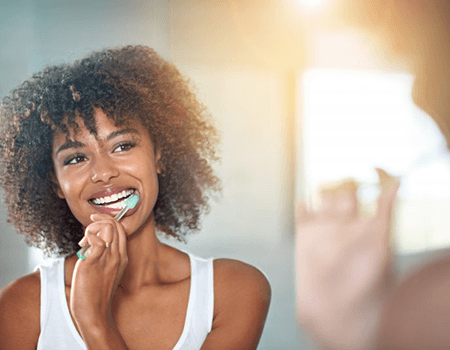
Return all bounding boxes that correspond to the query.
[36,259,86,350]
[189,253,214,333]
[173,253,215,349]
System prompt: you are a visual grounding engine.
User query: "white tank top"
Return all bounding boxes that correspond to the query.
[36,253,214,350]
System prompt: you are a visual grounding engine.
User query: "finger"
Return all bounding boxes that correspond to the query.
[78,214,114,247]
[376,180,400,220]
[84,232,109,260]
[79,235,88,247]
[90,214,120,244]
[296,202,311,224]
[91,214,126,261]
[374,180,400,247]
[317,190,358,221]
[85,221,115,247]
[90,213,117,222]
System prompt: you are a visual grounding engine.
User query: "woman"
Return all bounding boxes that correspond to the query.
[0,45,271,349]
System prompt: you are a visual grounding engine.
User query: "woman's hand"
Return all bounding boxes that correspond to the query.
[70,214,128,331]
[296,178,399,350]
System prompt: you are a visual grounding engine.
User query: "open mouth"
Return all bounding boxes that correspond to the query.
[89,188,136,209]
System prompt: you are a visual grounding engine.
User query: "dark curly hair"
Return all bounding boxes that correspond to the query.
[0,45,221,257]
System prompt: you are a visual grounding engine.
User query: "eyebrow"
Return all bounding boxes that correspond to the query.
[55,128,140,155]
[106,128,139,141]
[55,140,85,155]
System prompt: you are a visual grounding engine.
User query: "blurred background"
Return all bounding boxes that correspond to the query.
[2,0,450,348]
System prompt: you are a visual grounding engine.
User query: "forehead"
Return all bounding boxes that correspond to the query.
[51,109,146,149]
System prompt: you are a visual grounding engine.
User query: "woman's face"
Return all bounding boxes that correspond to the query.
[51,108,161,235]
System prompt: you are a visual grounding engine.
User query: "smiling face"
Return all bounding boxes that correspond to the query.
[52,108,161,235]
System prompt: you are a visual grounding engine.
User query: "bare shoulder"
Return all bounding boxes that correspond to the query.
[0,271,41,349]
[200,259,271,349]
[379,254,450,349]
[213,258,271,303]
[212,258,271,326]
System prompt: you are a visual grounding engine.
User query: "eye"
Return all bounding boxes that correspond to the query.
[63,154,87,165]
[113,141,136,153]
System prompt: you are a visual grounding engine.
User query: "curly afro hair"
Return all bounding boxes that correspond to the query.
[0,45,221,257]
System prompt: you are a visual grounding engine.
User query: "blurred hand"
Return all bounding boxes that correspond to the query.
[296,176,399,350]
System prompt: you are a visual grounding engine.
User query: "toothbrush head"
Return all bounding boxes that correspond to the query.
[125,193,140,209]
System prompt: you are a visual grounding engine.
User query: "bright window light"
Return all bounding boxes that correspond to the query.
[300,68,450,199]
[298,68,450,253]
[298,0,325,9]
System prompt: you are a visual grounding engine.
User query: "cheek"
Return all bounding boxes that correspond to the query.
[128,153,158,176]
[128,156,159,196]
[56,173,82,201]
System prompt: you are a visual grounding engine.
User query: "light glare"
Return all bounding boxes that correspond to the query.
[300,68,449,199]
[298,0,325,9]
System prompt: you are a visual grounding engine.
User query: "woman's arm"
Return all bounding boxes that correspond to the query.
[377,255,450,349]
[0,272,41,350]
[200,259,271,350]
[71,214,130,350]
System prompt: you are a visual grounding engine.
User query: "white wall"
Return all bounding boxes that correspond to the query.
[163,65,291,247]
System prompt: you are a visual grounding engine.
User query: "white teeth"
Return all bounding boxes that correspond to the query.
[104,200,126,209]
[91,189,134,205]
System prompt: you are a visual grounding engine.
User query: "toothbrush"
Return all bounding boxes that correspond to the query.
[77,193,140,260]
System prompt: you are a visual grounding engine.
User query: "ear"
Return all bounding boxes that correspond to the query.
[49,171,65,199]
[155,148,163,174]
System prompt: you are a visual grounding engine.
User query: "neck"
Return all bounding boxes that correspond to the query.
[66,214,178,292]
[118,213,168,291]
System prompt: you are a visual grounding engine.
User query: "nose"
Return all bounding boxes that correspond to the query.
[90,155,119,183]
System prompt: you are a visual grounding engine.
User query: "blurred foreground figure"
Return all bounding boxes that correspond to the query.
[296,1,450,349]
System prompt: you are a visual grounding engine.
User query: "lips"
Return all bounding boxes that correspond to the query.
[89,186,133,201]
[90,188,135,206]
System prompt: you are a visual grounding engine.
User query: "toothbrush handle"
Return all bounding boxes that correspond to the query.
[77,244,91,260]
[77,205,129,259]
[113,204,129,221]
